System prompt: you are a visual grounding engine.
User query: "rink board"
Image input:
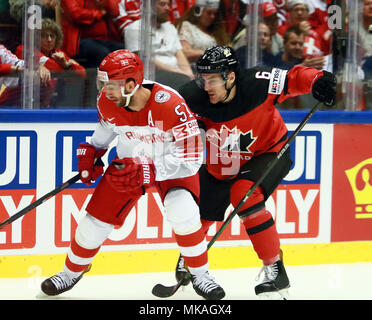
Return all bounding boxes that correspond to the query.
[0,110,372,277]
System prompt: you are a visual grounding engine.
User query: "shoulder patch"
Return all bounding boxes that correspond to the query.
[268,68,287,95]
[155,90,171,103]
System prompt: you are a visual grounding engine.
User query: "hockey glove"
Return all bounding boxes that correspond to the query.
[76,143,107,186]
[108,157,155,192]
[312,71,337,107]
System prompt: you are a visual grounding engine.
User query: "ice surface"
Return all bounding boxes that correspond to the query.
[0,262,371,300]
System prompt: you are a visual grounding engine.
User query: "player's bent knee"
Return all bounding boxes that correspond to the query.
[75,214,114,249]
[164,188,201,235]
[230,179,265,216]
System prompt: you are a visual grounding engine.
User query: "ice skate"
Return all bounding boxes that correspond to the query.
[191,271,225,300]
[255,260,290,300]
[40,264,91,296]
[175,255,191,286]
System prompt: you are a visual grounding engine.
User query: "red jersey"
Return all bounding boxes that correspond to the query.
[169,0,195,24]
[179,65,323,180]
[278,22,325,56]
[110,0,141,36]
[60,0,121,57]
[91,80,203,181]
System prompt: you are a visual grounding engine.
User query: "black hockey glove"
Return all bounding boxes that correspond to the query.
[312,71,337,107]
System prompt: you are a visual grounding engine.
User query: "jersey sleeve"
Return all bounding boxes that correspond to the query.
[111,0,141,36]
[90,121,117,150]
[269,65,323,103]
[153,96,203,182]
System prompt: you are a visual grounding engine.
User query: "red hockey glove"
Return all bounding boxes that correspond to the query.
[108,156,155,192]
[76,143,107,186]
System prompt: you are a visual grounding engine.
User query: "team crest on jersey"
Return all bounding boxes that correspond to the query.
[155,91,171,103]
[206,125,257,154]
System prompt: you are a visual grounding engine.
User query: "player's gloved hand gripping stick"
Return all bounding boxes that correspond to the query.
[152,100,326,298]
[0,152,105,231]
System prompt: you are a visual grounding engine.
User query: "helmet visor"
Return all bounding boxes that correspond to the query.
[195,73,226,90]
[97,68,126,92]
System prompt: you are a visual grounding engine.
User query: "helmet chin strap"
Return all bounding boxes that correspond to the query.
[121,84,140,107]
[222,80,236,102]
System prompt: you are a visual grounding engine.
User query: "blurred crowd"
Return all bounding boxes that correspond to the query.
[0,0,371,110]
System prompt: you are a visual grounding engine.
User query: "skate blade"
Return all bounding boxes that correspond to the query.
[257,288,289,300]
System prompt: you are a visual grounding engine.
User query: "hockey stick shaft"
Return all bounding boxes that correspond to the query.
[207,101,322,249]
[0,173,81,230]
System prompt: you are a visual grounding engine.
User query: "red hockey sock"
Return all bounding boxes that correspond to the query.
[241,208,280,262]
[174,226,208,275]
[230,180,280,264]
[64,237,101,276]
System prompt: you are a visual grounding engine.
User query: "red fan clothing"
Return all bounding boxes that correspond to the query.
[278,21,327,56]
[0,59,12,75]
[169,0,195,24]
[110,0,141,36]
[220,0,247,38]
[60,0,122,57]
[0,44,24,106]
[15,45,86,78]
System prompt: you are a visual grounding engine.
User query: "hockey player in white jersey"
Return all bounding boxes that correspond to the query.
[40,49,225,300]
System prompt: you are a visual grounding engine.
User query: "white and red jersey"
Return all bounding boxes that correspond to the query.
[90,80,203,181]
[0,45,24,88]
[111,0,141,36]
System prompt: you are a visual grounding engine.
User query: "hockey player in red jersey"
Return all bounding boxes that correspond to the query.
[174,45,336,299]
[40,49,225,300]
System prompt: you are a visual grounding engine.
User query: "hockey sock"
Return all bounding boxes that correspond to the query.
[174,227,209,277]
[241,208,281,264]
[230,180,280,265]
[63,214,114,279]
[64,237,100,279]
[164,188,209,277]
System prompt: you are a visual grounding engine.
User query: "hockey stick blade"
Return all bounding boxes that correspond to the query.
[152,273,189,298]
[151,102,322,298]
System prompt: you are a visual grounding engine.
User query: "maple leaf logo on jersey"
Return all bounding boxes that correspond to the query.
[206,125,257,154]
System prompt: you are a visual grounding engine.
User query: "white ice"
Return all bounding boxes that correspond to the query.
[1,262,371,300]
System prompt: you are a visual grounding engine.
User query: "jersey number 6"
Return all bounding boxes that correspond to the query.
[255,71,271,80]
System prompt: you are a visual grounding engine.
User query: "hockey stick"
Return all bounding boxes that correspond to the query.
[0,173,81,231]
[151,101,322,298]
[0,157,105,231]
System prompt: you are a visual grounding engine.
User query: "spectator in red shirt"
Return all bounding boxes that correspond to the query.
[0,44,51,107]
[15,18,87,107]
[219,0,247,41]
[112,0,141,37]
[278,0,327,57]
[60,0,124,68]
[169,0,196,23]
[16,19,86,78]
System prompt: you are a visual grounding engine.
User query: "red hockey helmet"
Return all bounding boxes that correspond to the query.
[97,49,144,89]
